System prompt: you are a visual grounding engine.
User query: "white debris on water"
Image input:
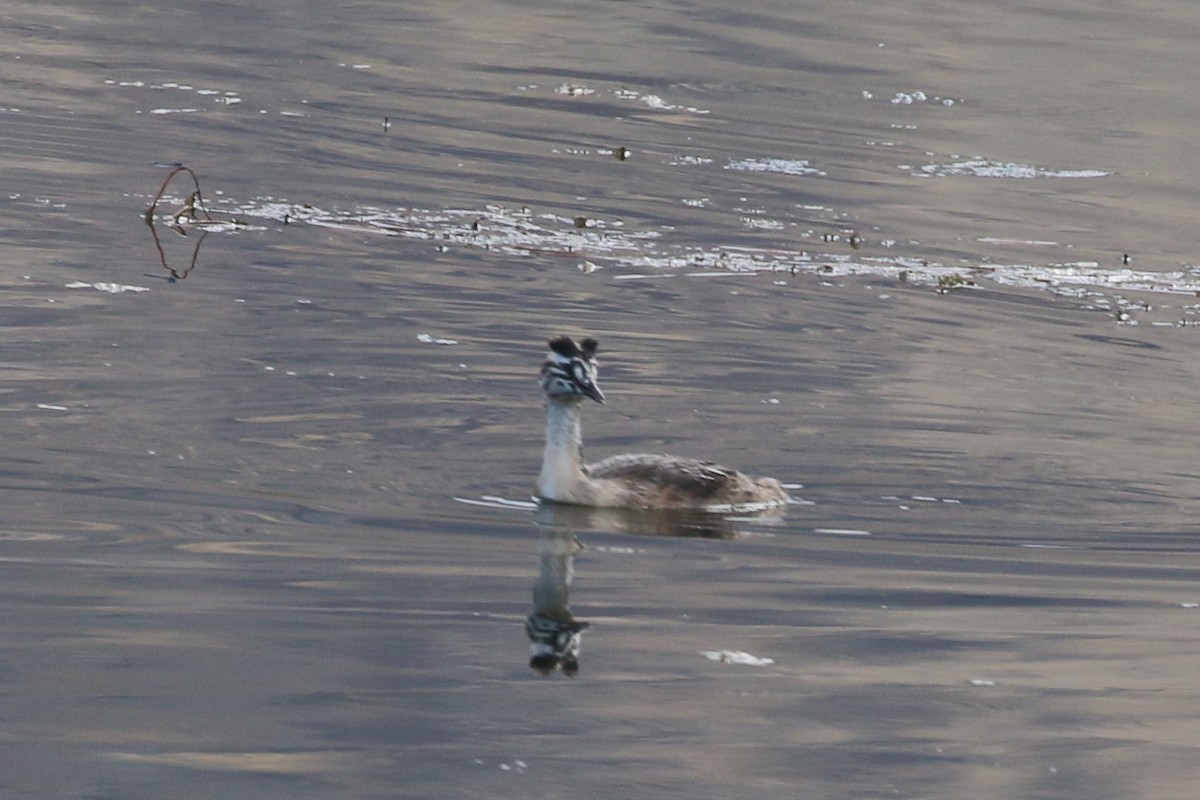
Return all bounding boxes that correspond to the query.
[233,200,660,260]
[701,650,775,666]
[741,217,786,230]
[979,237,1060,247]
[417,333,458,345]
[860,88,958,105]
[613,87,710,114]
[920,160,1111,179]
[451,495,539,511]
[65,281,150,294]
[555,82,594,96]
[199,197,1200,301]
[725,157,827,177]
[591,545,645,554]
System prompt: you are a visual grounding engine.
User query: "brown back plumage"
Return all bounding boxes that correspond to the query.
[586,453,787,509]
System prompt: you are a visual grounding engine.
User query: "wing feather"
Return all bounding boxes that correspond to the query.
[586,453,779,506]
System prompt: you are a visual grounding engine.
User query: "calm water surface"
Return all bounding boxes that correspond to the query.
[4,2,1200,798]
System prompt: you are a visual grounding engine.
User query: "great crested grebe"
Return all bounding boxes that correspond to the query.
[536,335,789,511]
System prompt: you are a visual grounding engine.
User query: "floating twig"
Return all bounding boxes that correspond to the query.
[143,164,214,225]
[142,165,217,280]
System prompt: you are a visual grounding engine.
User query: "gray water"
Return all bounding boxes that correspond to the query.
[4,2,1200,798]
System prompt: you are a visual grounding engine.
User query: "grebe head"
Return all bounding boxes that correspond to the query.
[541,335,604,404]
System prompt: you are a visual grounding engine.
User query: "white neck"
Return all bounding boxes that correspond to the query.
[537,398,591,503]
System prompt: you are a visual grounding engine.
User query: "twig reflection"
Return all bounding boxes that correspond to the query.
[144,216,209,281]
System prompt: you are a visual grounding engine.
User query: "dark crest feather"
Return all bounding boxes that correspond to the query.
[548,335,599,360]
[548,335,578,358]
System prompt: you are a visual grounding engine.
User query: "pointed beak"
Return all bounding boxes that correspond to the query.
[583,383,605,404]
